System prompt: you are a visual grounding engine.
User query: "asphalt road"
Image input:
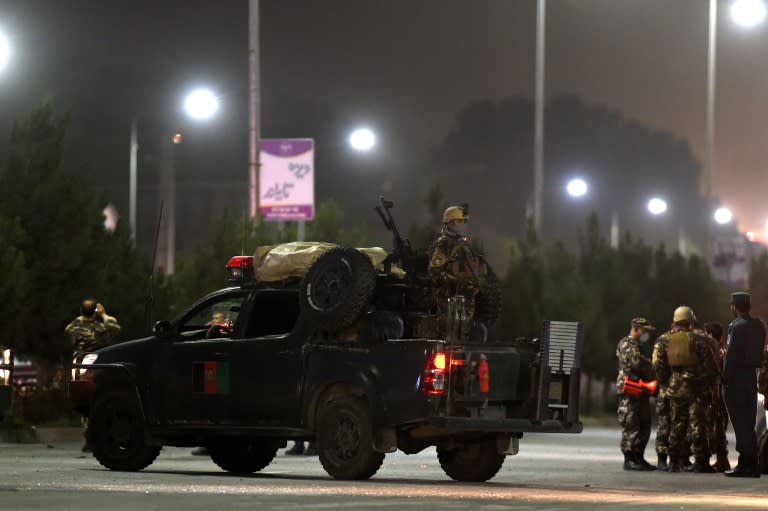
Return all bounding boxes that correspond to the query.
[0,427,766,511]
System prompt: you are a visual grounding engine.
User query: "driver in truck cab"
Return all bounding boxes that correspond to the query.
[428,205,487,338]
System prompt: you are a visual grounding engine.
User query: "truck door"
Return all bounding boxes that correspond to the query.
[156,290,249,424]
[234,289,304,427]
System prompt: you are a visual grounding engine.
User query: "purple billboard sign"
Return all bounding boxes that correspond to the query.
[259,138,314,221]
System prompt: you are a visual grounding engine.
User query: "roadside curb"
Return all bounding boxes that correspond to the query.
[1,426,81,444]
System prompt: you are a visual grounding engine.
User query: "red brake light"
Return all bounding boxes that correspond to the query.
[226,256,254,269]
[420,351,447,395]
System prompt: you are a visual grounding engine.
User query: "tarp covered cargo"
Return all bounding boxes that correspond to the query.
[253,242,401,282]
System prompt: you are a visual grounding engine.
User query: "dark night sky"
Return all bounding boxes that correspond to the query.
[1,0,767,253]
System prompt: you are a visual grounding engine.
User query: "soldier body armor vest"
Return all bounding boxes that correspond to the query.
[668,331,698,368]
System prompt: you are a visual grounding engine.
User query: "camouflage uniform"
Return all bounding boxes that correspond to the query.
[655,327,718,467]
[703,336,728,466]
[66,314,121,353]
[616,334,654,459]
[428,230,486,336]
[652,331,672,459]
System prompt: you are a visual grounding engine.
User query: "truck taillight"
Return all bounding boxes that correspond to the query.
[477,355,490,394]
[420,352,447,395]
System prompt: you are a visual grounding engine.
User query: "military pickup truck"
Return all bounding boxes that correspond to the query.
[70,199,583,482]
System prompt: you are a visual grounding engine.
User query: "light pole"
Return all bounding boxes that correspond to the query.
[532,0,546,235]
[128,89,219,262]
[0,31,9,72]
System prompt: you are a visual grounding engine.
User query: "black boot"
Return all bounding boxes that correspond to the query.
[725,456,760,478]
[623,452,646,471]
[657,454,669,472]
[637,454,656,471]
[285,441,305,455]
[711,454,730,472]
[668,458,681,473]
[686,457,716,473]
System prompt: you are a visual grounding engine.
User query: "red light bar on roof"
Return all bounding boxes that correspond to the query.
[226,256,254,269]
[225,256,255,284]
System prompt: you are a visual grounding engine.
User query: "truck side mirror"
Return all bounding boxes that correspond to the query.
[153,320,172,338]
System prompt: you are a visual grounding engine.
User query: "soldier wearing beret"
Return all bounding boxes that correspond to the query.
[722,292,766,478]
[616,317,657,471]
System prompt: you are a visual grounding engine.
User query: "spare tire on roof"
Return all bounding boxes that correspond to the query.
[299,247,376,329]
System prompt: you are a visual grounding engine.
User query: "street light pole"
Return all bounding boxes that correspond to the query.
[249,0,261,224]
[706,0,717,201]
[533,0,546,236]
[129,117,138,246]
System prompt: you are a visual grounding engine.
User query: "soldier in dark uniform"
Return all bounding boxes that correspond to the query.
[723,292,766,478]
[616,317,657,471]
[428,205,487,340]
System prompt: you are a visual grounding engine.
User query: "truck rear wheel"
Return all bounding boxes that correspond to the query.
[437,437,505,482]
[88,390,161,471]
[209,438,278,474]
[300,247,376,330]
[317,395,384,480]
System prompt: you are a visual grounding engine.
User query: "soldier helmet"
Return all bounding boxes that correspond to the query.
[442,205,468,224]
[672,305,694,323]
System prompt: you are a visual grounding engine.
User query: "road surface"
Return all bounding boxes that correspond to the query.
[0,427,765,510]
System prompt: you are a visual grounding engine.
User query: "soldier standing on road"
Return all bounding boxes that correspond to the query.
[704,322,730,472]
[652,324,673,471]
[653,306,718,473]
[66,298,120,453]
[616,317,657,471]
[722,292,766,478]
[428,205,487,340]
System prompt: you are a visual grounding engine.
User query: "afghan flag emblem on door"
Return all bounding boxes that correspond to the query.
[193,361,230,394]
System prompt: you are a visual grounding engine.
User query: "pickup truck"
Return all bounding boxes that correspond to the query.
[70,201,583,482]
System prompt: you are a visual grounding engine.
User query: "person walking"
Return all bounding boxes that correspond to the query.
[722,292,766,478]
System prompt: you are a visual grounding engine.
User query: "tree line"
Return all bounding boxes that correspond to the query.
[0,102,760,403]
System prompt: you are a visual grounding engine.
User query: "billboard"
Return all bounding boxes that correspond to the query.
[259,138,314,221]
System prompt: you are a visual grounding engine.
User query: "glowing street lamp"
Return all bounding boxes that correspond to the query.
[183,88,219,120]
[566,178,588,198]
[714,207,733,225]
[0,32,9,72]
[730,0,767,28]
[348,128,376,152]
[647,198,668,216]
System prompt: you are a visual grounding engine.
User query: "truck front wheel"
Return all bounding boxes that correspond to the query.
[437,437,505,482]
[209,438,278,474]
[88,390,161,471]
[317,395,384,480]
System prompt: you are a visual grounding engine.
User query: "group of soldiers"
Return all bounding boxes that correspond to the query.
[618,292,767,477]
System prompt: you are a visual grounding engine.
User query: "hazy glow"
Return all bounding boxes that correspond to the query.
[172,133,183,144]
[0,33,9,71]
[647,198,668,215]
[747,231,756,241]
[731,0,767,27]
[566,178,588,198]
[184,89,219,120]
[714,207,733,225]
[349,128,376,151]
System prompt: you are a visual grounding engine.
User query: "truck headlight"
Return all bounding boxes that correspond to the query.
[72,353,99,380]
